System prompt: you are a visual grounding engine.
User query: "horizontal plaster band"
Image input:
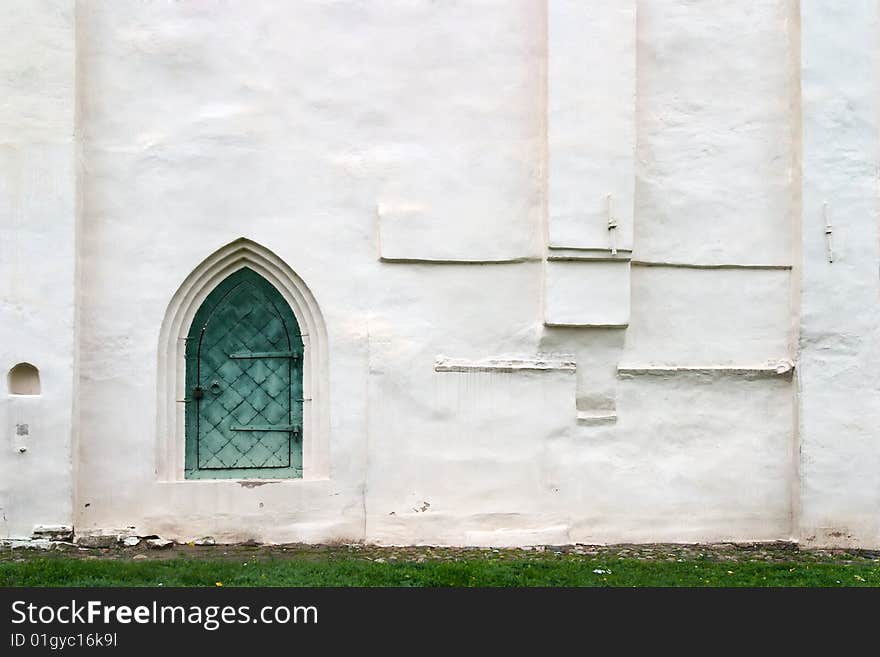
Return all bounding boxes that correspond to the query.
[617,361,795,379]
[379,256,541,265]
[434,356,576,374]
[544,322,629,329]
[576,411,618,426]
[547,246,633,262]
[377,203,540,263]
[630,261,793,270]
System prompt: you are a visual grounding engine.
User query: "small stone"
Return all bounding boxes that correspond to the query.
[132,554,149,560]
[194,536,216,546]
[75,535,117,549]
[146,538,173,550]
[32,525,74,542]
[122,536,141,547]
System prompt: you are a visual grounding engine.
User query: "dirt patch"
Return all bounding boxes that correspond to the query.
[3,540,879,565]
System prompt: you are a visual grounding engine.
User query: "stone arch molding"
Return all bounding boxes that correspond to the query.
[157,238,330,481]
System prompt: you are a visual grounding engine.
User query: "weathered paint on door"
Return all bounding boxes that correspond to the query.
[185,267,303,479]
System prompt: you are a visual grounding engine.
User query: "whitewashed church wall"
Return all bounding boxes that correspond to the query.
[73,1,549,543]
[3,1,878,547]
[798,0,880,548]
[0,1,77,540]
[76,0,799,545]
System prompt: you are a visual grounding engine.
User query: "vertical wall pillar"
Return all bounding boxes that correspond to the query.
[0,1,77,539]
[544,0,636,328]
[798,1,880,547]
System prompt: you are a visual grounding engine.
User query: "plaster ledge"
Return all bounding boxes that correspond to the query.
[379,255,541,265]
[434,355,576,373]
[618,360,795,379]
[547,246,633,262]
[630,260,792,270]
[544,322,629,329]
[577,410,618,426]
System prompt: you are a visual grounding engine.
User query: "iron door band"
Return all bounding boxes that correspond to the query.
[193,353,304,460]
[229,351,300,361]
[230,424,302,442]
[196,347,299,470]
[214,350,302,447]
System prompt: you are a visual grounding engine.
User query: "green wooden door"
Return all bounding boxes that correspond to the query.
[185,268,303,479]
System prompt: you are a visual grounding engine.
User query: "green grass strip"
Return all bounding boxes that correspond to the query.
[2,557,879,587]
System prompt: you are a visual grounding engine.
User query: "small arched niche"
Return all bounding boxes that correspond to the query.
[8,363,41,396]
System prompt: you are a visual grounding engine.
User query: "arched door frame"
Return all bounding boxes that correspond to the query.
[157,238,329,482]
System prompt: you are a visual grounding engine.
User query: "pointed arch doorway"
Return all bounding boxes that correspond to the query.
[157,238,328,482]
[185,267,303,479]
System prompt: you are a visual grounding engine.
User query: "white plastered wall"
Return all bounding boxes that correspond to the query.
[5,0,876,547]
[71,0,799,546]
[797,0,880,548]
[0,0,77,540]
